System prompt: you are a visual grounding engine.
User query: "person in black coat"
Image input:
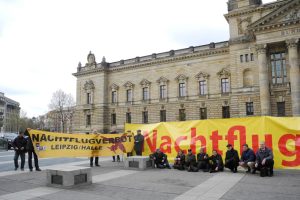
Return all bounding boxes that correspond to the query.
[173,150,186,170]
[24,130,41,171]
[209,150,224,173]
[186,149,198,172]
[197,147,209,172]
[149,148,171,169]
[225,144,239,173]
[12,132,27,171]
[134,130,144,156]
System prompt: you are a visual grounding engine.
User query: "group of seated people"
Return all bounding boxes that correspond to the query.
[149,141,274,177]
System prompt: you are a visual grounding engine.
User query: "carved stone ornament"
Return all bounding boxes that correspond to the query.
[84,80,95,90]
[255,44,267,54]
[87,51,96,65]
[123,81,134,88]
[217,68,231,78]
[140,79,151,87]
[195,72,210,80]
[237,17,252,35]
[156,76,169,84]
[175,74,188,82]
[284,9,300,21]
[286,38,299,49]
[110,83,119,90]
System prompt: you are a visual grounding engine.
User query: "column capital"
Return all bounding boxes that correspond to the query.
[286,38,299,49]
[255,44,267,54]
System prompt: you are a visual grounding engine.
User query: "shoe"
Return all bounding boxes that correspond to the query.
[95,164,100,167]
[90,164,93,167]
[233,168,237,173]
[251,169,256,174]
[14,168,18,171]
[36,168,42,171]
[21,168,24,171]
[30,169,33,172]
[112,160,115,162]
[246,167,251,173]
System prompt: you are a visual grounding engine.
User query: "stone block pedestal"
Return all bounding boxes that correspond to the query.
[124,156,154,170]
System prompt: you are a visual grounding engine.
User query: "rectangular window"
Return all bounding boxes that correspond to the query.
[111,91,117,103]
[142,111,148,123]
[126,89,132,102]
[142,87,149,100]
[199,80,207,95]
[160,85,167,99]
[160,110,166,122]
[222,106,230,118]
[87,93,91,104]
[126,112,131,123]
[179,109,186,121]
[179,83,186,97]
[271,52,287,85]
[277,102,285,117]
[246,102,254,116]
[86,114,91,126]
[200,108,207,119]
[250,53,254,61]
[240,55,243,63]
[221,78,230,93]
[245,54,249,62]
[111,113,116,125]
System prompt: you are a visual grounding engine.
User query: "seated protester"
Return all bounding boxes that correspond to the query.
[186,149,198,172]
[225,144,239,173]
[239,144,256,173]
[173,150,186,170]
[197,147,209,172]
[209,150,224,173]
[150,148,171,169]
[253,141,274,177]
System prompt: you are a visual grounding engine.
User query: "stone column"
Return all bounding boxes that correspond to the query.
[256,44,271,116]
[287,39,300,116]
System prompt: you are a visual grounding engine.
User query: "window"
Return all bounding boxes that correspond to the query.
[246,102,254,116]
[126,112,131,123]
[240,55,243,63]
[277,102,285,116]
[222,106,230,118]
[160,110,166,122]
[271,53,287,85]
[142,87,149,100]
[112,91,117,103]
[87,93,91,104]
[179,109,186,121]
[200,108,207,119]
[250,53,254,61]
[199,80,207,95]
[126,89,132,102]
[179,83,186,97]
[142,111,148,123]
[86,114,91,126]
[160,85,167,99]
[245,54,249,62]
[111,113,116,125]
[221,78,230,93]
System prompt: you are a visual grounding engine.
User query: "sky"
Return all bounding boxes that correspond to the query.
[0,0,275,118]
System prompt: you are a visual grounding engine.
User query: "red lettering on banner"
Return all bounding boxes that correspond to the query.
[160,136,172,153]
[144,130,157,153]
[225,126,246,155]
[175,136,188,154]
[278,134,300,167]
[210,130,223,155]
[252,134,273,153]
[190,128,206,154]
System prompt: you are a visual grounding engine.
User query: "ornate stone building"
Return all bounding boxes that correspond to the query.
[73,0,300,133]
[0,92,20,133]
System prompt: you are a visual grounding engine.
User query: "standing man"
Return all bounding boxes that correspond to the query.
[254,141,274,177]
[225,144,239,173]
[25,130,41,172]
[134,130,144,156]
[90,131,100,167]
[12,131,27,171]
[239,144,256,173]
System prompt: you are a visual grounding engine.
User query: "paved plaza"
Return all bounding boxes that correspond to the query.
[0,150,299,200]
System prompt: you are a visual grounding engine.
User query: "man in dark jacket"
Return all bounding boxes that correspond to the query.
[25,130,41,171]
[134,130,144,156]
[173,150,185,170]
[239,144,255,173]
[150,148,171,169]
[197,147,209,172]
[254,141,274,177]
[225,144,239,173]
[209,150,224,173]
[186,149,198,172]
[12,131,27,171]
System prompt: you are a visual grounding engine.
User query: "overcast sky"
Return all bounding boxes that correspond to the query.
[0,0,275,117]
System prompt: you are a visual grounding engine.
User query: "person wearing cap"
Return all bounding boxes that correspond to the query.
[208,150,224,173]
[149,148,171,169]
[225,144,239,173]
[197,147,209,172]
[90,131,100,167]
[186,149,198,172]
[239,144,256,173]
[173,150,186,170]
[134,130,144,156]
[253,141,274,177]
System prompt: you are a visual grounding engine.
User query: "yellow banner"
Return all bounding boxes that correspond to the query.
[28,129,134,158]
[125,116,300,169]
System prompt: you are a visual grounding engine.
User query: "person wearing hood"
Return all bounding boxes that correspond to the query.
[225,144,239,173]
[25,130,41,171]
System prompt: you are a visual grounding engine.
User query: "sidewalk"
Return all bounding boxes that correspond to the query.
[0,160,299,200]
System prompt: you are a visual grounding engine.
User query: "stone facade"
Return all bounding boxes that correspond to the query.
[73,0,300,133]
[0,92,20,133]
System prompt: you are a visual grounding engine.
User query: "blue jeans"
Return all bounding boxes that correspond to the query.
[14,151,25,169]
